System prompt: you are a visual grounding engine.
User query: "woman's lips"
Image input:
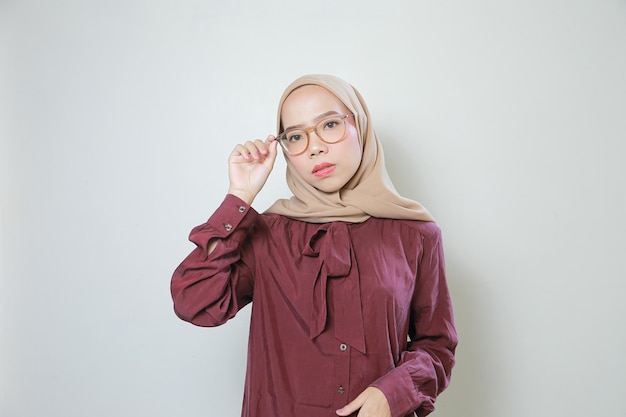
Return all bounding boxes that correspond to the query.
[312,163,336,178]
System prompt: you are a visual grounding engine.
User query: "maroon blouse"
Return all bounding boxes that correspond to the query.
[171,195,457,417]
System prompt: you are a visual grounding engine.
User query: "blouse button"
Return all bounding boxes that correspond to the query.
[339,343,347,352]
[238,206,246,213]
[337,386,345,395]
[224,223,233,231]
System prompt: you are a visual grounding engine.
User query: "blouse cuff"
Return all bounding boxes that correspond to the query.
[188,194,258,253]
[370,368,434,417]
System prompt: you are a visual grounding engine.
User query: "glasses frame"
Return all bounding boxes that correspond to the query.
[276,113,357,156]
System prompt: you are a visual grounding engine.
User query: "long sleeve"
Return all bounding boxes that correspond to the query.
[171,194,258,327]
[370,225,457,417]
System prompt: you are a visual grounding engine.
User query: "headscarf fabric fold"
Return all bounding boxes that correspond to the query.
[265,74,434,223]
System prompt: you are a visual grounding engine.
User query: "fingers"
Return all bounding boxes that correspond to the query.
[232,136,276,161]
[266,135,278,154]
[336,387,391,417]
[336,392,365,416]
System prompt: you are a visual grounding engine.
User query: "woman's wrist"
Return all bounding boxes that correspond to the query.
[227,188,256,205]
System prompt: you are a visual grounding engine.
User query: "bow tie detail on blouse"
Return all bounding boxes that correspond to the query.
[302,222,366,354]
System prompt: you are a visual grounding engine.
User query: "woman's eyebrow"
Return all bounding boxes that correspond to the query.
[284,111,341,131]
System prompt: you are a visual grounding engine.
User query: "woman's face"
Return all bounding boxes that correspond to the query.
[280,85,362,193]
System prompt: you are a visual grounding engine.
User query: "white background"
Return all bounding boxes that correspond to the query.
[1,1,625,416]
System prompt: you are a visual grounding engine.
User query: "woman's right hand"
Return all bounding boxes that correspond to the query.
[227,135,278,205]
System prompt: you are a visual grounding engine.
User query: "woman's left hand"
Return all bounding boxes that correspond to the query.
[336,387,392,417]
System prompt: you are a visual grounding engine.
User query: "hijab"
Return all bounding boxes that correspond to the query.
[265,74,435,223]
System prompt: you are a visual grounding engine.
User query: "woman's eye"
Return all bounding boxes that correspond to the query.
[324,120,339,129]
[288,134,302,142]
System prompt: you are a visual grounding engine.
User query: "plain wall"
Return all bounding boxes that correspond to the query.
[2,1,625,416]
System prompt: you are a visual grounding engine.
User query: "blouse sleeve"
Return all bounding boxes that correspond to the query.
[370,224,457,417]
[170,194,258,327]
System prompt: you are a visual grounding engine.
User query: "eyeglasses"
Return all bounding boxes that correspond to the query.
[276,113,356,156]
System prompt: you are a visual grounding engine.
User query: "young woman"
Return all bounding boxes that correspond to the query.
[171,74,457,417]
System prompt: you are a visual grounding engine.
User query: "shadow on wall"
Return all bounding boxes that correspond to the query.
[436,260,494,417]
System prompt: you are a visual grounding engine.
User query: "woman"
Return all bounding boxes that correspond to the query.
[171,74,457,417]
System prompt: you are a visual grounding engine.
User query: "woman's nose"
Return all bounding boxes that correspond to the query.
[308,132,328,157]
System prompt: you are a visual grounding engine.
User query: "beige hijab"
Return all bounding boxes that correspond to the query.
[265,74,435,223]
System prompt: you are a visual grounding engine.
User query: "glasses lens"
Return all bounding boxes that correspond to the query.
[278,115,349,155]
[317,116,346,143]
[279,129,307,154]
